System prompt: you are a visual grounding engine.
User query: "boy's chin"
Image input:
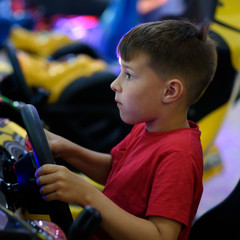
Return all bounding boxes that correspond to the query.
[120,116,142,126]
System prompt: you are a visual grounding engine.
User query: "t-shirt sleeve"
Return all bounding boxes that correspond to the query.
[146,151,200,227]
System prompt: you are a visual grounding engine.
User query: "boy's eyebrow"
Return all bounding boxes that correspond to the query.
[121,62,133,71]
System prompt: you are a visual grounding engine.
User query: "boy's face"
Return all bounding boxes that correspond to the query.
[111,53,166,126]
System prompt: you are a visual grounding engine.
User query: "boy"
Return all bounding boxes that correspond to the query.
[32,20,217,240]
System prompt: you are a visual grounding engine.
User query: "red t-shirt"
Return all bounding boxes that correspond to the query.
[94,121,203,240]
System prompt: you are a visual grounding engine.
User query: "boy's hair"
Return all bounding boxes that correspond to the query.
[117,20,217,106]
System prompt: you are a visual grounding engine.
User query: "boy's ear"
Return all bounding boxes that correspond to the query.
[162,79,184,103]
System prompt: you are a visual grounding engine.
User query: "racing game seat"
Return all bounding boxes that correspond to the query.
[188,178,240,240]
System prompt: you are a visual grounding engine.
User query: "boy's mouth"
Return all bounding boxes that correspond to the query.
[115,98,120,104]
[115,99,122,107]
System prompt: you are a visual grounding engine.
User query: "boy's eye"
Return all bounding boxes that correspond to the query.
[126,73,133,80]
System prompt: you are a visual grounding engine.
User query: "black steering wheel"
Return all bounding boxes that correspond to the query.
[20,104,73,235]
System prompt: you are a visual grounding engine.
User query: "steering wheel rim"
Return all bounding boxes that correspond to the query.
[21,104,54,167]
[20,104,73,235]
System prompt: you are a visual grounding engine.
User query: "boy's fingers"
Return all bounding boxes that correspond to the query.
[35,164,58,179]
[41,192,61,202]
[38,181,66,202]
[39,184,58,201]
[39,182,57,195]
[36,171,57,186]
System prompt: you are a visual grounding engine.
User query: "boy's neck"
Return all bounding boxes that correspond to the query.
[145,119,190,133]
[145,107,189,132]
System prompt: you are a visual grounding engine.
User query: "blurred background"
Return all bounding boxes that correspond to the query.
[0,0,240,232]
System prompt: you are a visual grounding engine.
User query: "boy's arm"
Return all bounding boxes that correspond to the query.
[36,165,181,240]
[58,140,112,185]
[27,129,112,185]
[84,185,182,240]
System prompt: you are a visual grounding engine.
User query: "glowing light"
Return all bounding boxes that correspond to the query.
[137,0,168,14]
[53,15,99,41]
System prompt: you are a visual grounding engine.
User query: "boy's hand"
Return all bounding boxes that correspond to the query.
[43,129,62,158]
[25,129,64,158]
[35,164,94,205]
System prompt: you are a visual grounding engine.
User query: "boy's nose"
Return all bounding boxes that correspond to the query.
[110,77,121,92]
